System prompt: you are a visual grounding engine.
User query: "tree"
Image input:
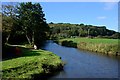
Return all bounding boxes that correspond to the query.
[2,3,17,44]
[49,22,54,24]
[17,2,49,48]
[49,23,120,39]
[80,23,84,26]
[112,33,120,39]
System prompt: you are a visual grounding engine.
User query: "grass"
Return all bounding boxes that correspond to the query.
[1,45,64,79]
[60,37,118,44]
[59,37,120,56]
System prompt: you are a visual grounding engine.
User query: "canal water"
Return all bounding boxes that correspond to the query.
[43,41,120,78]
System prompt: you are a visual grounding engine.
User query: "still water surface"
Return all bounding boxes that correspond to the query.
[43,41,120,78]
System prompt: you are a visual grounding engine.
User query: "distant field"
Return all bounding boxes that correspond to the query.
[59,38,119,56]
[60,38,119,44]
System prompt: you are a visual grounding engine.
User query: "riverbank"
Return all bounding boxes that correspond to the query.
[2,45,64,79]
[58,38,120,56]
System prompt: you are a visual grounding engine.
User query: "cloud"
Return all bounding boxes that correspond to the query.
[103,2,117,10]
[97,16,107,19]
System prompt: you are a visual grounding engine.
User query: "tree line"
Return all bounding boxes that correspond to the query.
[49,22,120,39]
[2,2,49,48]
[2,2,119,49]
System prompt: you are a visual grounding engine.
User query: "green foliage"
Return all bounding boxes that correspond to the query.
[17,2,50,48]
[2,45,64,79]
[2,2,50,48]
[49,23,120,39]
[61,40,77,48]
[2,4,18,45]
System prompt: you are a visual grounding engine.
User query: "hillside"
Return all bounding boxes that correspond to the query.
[49,23,120,39]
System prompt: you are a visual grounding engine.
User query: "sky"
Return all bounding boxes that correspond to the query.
[40,2,118,31]
[1,0,119,2]
[1,1,119,32]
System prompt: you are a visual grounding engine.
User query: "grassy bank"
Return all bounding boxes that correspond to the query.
[59,38,120,56]
[1,45,64,79]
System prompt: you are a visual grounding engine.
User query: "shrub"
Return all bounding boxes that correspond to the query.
[61,40,77,48]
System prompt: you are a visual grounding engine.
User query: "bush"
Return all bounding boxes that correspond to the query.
[61,40,77,48]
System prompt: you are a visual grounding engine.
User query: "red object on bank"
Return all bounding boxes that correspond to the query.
[15,47,21,56]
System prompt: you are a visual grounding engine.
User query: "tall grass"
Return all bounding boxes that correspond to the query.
[77,42,119,56]
[59,38,120,56]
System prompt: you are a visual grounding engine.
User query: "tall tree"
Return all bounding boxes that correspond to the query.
[2,3,17,44]
[17,2,49,48]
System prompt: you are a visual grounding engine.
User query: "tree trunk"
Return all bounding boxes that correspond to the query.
[6,34,10,43]
[26,34,32,45]
[24,30,32,45]
[32,31,34,45]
